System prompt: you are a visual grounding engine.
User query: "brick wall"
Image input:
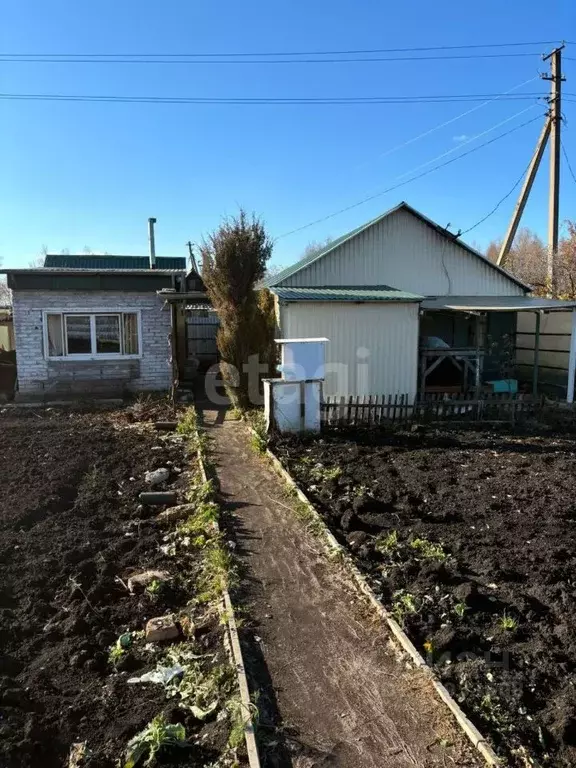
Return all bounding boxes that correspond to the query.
[12,290,172,399]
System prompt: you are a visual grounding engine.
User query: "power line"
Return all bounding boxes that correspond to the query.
[562,141,576,185]
[356,77,540,169]
[0,40,561,58]
[277,115,542,239]
[381,104,539,183]
[0,91,547,105]
[460,159,534,235]
[0,52,549,65]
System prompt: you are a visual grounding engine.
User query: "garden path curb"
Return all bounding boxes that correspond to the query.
[194,426,261,768]
[246,423,502,767]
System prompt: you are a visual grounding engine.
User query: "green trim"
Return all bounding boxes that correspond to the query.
[273,285,423,302]
[44,254,186,270]
[8,273,173,291]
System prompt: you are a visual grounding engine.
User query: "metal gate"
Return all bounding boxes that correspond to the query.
[185,307,219,371]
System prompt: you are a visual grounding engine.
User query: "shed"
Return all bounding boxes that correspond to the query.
[267,202,576,401]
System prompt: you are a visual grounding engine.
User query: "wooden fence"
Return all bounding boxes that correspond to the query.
[322,392,543,426]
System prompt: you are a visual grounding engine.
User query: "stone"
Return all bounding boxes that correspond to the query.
[144,468,169,486]
[346,531,369,550]
[145,616,180,643]
[127,570,170,593]
[157,504,195,523]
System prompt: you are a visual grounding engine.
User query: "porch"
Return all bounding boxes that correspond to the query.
[419,296,576,403]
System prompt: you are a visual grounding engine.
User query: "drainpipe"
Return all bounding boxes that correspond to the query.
[148,217,157,269]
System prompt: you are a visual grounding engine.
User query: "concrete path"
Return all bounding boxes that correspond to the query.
[203,410,481,768]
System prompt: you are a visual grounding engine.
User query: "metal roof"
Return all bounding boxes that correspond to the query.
[1,267,184,276]
[44,254,187,270]
[265,202,529,292]
[272,285,424,302]
[421,296,576,312]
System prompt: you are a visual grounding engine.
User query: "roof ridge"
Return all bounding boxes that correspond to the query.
[265,202,529,293]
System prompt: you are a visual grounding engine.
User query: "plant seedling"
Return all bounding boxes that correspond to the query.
[375,530,398,555]
[498,612,518,632]
[410,537,447,562]
[123,714,187,768]
[108,632,132,667]
[146,579,163,598]
[391,590,418,625]
[453,602,467,619]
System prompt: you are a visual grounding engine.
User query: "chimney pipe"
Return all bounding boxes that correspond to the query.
[148,217,157,269]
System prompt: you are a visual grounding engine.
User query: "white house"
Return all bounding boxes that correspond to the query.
[266,202,576,401]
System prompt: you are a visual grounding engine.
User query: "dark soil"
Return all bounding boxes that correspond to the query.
[273,424,576,767]
[0,408,231,768]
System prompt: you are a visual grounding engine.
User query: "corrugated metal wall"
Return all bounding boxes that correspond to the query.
[282,208,525,297]
[517,311,572,393]
[280,301,419,399]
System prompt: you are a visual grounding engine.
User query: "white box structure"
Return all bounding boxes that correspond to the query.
[263,379,323,433]
[276,337,328,380]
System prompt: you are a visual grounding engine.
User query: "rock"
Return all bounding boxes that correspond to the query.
[157,504,195,523]
[145,616,180,643]
[346,531,368,550]
[340,510,357,532]
[128,570,170,594]
[144,468,169,486]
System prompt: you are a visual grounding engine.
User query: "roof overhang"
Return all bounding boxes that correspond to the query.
[421,296,576,313]
[0,268,185,276]
[272,285,423,302]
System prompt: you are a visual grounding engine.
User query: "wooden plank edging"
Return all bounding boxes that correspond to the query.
[195,438,262,768]
[249,428,503,767]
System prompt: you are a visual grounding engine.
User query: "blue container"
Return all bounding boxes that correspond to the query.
[487,379,518,394]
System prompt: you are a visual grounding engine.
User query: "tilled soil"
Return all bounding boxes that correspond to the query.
[0,408,229,768]
[273,424,576,767]
[205,412,482,768]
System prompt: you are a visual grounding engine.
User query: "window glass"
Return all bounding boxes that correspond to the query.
[95,315,120,354]
[47,314,64,357]
[65,315,91,354]
[123,313,139,355]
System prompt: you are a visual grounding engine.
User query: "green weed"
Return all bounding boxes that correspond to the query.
[409,537,447,562]
[108,632,132,667]
[375,530,399,555]
[498,612,518,632]
[453,602,467,619]
[123,714,187,768]
[391,590,418,625]
[308,464,342,482]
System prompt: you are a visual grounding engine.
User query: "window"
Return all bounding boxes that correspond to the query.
[45,312,140,358]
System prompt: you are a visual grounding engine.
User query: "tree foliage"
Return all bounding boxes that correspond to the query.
[200,211,275,409]
[486,221,576,297]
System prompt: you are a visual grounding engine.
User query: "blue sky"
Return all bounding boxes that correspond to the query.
[1,0,574,270]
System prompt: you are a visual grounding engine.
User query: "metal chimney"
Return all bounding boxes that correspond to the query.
[148,217,157,269]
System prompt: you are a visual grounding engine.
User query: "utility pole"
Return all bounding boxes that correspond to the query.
[542,45,565,292]
[496,44,565,279]
[496,119,551,266]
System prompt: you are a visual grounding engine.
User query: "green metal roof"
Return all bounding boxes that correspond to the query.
[272,285,423,302]
[265,201,529,292]
[44,254,186,270]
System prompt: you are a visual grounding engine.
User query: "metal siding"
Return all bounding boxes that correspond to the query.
[285,208,525,297]
[279,301,419,399]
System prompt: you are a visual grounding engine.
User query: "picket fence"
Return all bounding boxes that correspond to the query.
[321,392,543,426]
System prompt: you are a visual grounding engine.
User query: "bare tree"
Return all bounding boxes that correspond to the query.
[301,236,333,260]
[0,257,10,306]
[486,222,576,297]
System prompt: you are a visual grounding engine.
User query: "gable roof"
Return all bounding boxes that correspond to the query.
[266,202,529,292]
[44,254,187,270]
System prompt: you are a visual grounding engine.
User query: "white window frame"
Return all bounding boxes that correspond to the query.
[42,309,143,361]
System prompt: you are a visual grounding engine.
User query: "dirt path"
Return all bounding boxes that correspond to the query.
[202,410,481,768]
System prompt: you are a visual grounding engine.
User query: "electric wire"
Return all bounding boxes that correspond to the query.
[277,115,542,239]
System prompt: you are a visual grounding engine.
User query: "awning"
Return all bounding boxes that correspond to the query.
[421,296,576,313]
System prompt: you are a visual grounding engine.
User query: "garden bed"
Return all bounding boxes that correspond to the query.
[0,407,246,768]
[272,424,576,767]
